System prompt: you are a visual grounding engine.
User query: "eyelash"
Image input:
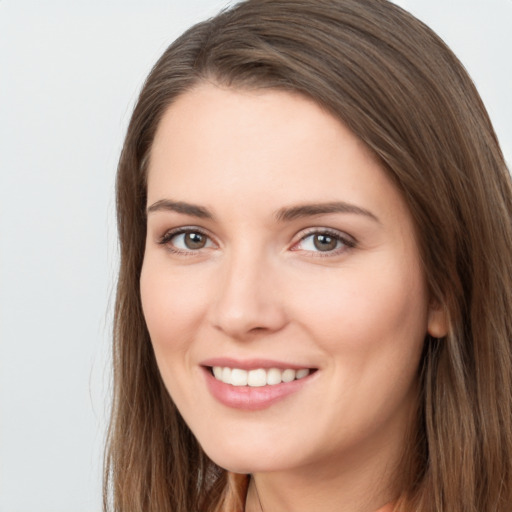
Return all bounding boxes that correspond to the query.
[158,227,213,256]
[158,226,356,256]
[292,228,356,257]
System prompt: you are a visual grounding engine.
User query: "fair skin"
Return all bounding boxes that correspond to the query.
[140,83,447,512]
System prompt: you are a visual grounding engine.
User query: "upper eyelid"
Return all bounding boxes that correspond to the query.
[159,225,211,238]
[290,228,357,257]
[158,226,216,246]
[156,225,356,249]
[294,227,356,243]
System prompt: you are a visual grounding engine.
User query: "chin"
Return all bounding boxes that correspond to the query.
[198,434,310,475]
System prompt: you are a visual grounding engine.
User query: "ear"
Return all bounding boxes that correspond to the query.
[427,301,449,338]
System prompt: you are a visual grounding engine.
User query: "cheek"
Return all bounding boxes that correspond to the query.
[139,259,210,353]
[139,259,212,413]
[290,257,429,362]
[291,259,428,436]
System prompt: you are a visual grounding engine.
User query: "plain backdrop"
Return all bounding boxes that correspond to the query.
[0,1,510,511]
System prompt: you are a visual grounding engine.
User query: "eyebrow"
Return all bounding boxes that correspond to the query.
[146,199,380,224]
[274,201,380,223]
[146,199,215,219]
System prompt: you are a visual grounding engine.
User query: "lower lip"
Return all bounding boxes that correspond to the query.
[203,368,314,411]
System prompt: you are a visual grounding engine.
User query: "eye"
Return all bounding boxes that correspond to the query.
[292,229,355,254]
[159,228,214,253]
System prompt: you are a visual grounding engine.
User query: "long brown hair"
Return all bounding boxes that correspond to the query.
[104,1,512,510]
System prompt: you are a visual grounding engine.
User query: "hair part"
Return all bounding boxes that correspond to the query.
[105,1,512,510]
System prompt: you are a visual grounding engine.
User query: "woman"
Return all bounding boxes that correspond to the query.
[104,0,512,511]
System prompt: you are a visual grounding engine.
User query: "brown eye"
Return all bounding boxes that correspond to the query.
[160,229,213,252]
[293,229,354,255]
[313,234,338,251]
[184,232,207,249]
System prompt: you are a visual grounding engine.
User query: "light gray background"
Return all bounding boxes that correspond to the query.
[0,1,510,511]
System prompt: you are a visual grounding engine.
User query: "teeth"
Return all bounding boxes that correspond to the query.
[282,369,296,383]
[247,368,267,387]
[231,368,248,387]
[221,367,231,383]
[266,367,282,385]
[296,368,309,379]
[211,366,311,386]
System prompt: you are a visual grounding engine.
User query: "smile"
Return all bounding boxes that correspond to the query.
[211,366,311,387]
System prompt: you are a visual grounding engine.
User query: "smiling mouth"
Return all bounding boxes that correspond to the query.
[209,366,315,387]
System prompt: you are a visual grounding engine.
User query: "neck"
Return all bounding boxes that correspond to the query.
[245,477,263,512]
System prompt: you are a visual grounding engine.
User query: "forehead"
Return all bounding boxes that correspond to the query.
[147,83,391,206]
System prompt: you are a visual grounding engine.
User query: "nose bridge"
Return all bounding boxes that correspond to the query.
[210,241,287,338]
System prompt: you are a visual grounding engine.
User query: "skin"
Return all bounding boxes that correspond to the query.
[140,83,448,512]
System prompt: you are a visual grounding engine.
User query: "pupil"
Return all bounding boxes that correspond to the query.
[185,232,206,249]
[314,234,337,251]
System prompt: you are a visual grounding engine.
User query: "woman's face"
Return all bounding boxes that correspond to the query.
[140,84,446,476]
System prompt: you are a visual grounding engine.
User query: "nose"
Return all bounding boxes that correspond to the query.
[209,249,288,340]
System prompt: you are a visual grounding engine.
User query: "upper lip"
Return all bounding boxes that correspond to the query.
[200,357,316,371]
